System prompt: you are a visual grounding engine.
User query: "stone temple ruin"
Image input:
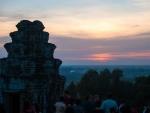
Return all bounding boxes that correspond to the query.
[0,20,65,113]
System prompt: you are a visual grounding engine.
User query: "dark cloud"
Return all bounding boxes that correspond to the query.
[50,33,150,65]
[0,32,150,65]
[50,33,150,53]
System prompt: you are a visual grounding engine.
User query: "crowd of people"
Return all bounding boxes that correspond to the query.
[54,91,150,113]
[0,91,149,113]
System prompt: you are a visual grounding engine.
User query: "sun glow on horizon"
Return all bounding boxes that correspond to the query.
[88,51,150,62]
[87,53,112,62]
[0,0,150,64]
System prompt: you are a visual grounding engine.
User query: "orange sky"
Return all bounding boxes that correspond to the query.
[0,0,150,64]
[0,0,150,39]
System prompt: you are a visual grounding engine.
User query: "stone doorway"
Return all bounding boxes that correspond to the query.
[5,92,21,113]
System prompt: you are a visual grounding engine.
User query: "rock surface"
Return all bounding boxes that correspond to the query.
[0,20,65,113]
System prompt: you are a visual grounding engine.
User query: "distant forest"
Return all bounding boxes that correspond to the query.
[66,68,150,108]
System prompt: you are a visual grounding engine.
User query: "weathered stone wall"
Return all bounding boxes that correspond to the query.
[0,20,65,113]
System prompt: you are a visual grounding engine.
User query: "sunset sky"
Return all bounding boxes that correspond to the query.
[0,0,150,65]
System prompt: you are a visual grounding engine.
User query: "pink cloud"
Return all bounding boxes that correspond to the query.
[84,53,113,62]
[86,51,150,62]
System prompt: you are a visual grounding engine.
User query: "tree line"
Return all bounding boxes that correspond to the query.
[66,68,150,108]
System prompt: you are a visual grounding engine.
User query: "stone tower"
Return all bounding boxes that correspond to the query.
[0,20,65,113]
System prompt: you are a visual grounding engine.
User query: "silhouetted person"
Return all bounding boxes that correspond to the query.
[65,104,74,113]
[83,95,95,113]
[110,107,118,113]
[100,94,118,113]
[73,99,83,113]
[64,91,72,106]
[22,101,36,113]
[93,100,104,113]
[54,96,66,113]
[119,104,131,113]
[142,106,150,113]
[92,95,102,113]
[142,102,150,113]
[130,104,138,113]
[34,103,40,113]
